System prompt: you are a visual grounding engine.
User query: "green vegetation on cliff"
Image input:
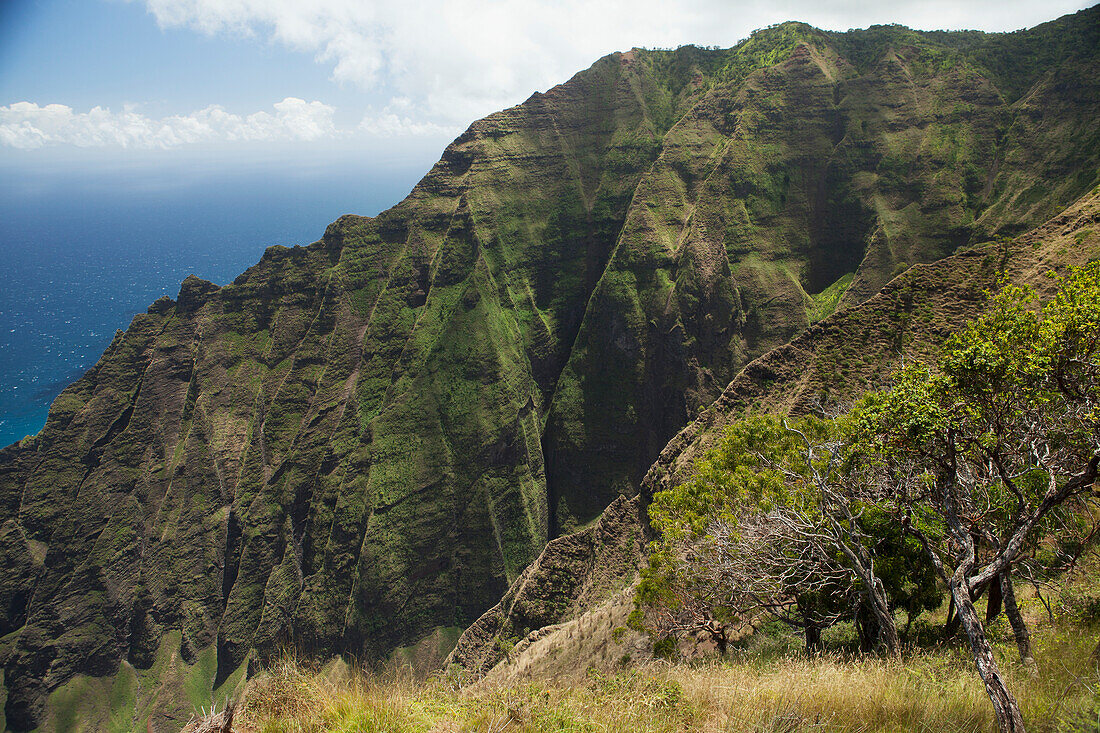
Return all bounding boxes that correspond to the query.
[1,7,1098,730]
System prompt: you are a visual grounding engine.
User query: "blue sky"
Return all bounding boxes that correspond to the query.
[1,0,1095,180]
[0,0,336,113]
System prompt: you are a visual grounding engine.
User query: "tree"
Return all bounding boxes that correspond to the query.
[639,415,910,655]
[639,505,854,654]
[699,508,855,652]
[851,264,1100,733]
[775,419,904,654]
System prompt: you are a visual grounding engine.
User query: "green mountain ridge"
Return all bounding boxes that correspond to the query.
[446,183,1100,682]
[1,7,1098,729]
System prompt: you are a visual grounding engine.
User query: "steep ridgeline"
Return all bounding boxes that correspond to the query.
[1,8,1098,729]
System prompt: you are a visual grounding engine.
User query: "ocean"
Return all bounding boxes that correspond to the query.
[0,161,425,448]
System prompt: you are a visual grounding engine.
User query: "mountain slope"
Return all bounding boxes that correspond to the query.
[450,183,1100,686]
[1,8,1098,729]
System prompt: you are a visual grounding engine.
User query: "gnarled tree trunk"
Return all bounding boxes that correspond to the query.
[1000,572,1037,674]
[867,575,901,654]
[949,572,1026,733]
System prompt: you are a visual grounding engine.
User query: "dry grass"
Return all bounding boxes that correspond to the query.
[233,624,1100,733]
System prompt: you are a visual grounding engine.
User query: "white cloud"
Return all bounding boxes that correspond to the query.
[136,0,704,126]
[9,0,1089,150]
[135,0,1091,130]
[359,112,457,138]
[0,97,337,149]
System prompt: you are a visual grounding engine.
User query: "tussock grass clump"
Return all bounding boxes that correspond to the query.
[241,659,434,733]
[237,625,1100,733]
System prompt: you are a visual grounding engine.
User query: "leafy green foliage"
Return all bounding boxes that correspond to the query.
[647,415,797,542]
[851,263,1100,562]
[854,507,942,625]
[640,264,1100,664]
[639,413,936,650]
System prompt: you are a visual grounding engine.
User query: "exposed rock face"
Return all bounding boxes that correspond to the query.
[446,494,647,677]
[1,8,1098,729]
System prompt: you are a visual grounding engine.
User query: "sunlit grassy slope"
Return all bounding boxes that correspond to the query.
[237,623,1099,733]
[236,554,1100,733]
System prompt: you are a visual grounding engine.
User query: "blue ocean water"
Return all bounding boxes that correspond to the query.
[0,161,424,447]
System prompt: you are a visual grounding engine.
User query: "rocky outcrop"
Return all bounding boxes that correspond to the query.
[446,494,647,677]
[1,8,1099,729]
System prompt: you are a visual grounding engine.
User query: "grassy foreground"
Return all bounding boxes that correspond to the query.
[232,625,1100,733]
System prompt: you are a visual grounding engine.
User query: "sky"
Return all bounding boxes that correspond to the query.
[1,0,1095,183]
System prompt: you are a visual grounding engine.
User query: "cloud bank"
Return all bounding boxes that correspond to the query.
[6,0,1088,150]
[0,97,337,150]
[137,0,1091,128]
[138,0,703,125]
